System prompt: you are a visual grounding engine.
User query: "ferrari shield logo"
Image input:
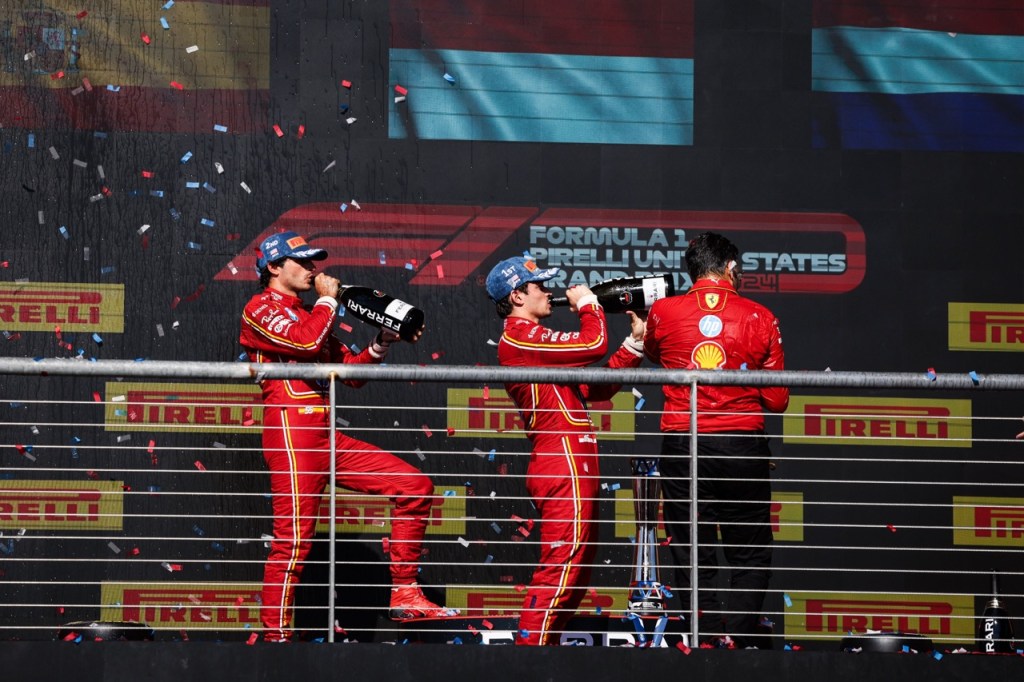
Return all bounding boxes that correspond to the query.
[704,293,719,308]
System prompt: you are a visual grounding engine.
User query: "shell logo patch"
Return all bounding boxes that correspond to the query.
[691,341,725,369]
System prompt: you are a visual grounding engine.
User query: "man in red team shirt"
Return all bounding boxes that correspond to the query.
[239,230,456,642]
[644,232,788,649]
[486,255,646,645]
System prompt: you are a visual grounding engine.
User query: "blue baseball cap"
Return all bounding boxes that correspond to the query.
[485,256,560,302]
[256,231,327,271]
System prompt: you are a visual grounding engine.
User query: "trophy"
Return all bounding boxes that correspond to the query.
[628,458,667,612]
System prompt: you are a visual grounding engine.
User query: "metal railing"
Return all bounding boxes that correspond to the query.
[1,358,1022,648]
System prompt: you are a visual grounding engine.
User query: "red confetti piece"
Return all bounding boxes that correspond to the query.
[86,470,99,480]
[194,460,206,471]
[497,463,509,476]
[242,406,255,426]
[147,439,156,454]
[341,79,352,88]
[337,322,353,333]
[517,526,531,538]
[297,124,306,139]
[436,264,445,279]
[421,424,433,437]
[14,444,27,454]
[77,10,88,19]
[235,596,245,606]
[887,524,897,532]
[482,619,493,629]
[430,249,443,259]
[273,124,284,138]
[92,392,102,402]
[141,170,154,178]
[141,33,151,44]
[676,641,691,654]
[431,351,443,360]
[63,631,79,641]
[468,625,478,635]
[660,536,673,546]
[170,296,181,309]
[382,537,390,553]
[150,454,159,467]
[82,78,92,91]
[446,427,455,436]
[514,584,527,592]
[101,186,112,197]
[483,385,490,399]
[246,633,259,645]
[170,81,184,90]
[51,70,65,80]
[395,85,408,95]
[129,547,140,556]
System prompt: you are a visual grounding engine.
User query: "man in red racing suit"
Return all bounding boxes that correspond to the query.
[240,230,456,642]
[644,231,788,649]
[486,255,645,645]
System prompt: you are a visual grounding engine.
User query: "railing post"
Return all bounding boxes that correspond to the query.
[327,373,338,643]
[689,378,699,647]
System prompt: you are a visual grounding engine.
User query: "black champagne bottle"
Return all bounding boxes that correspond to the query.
[550,274,674,313]
[977,571,1015,653]
[337,286,425,342]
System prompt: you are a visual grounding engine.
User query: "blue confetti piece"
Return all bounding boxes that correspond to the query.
[114,409,126,417]
[200,218,215,227]
[100,266,115,275]
[663,587,674,598]
[147,485,161,492]
[94,132,108,139]
[443,72,456,84]
[59,226,69,240]
[925,369,937,381]
[740,362,748,370]
[160,17,170,30]
[340,203,348,212]
[443,490,456,497]
[405,262,414,270]
[163,0,175,9]
[490,522,502,534]
[378,250,386,264]
[169,208,181,221]
[484,554,493,564]
[28,134,36,148]
[187,241,202,250]
[968,370,980,385]
[238,352,249,362]
[488,449,496,462]
[635,397,645,411]
[106,85,121,92]
[452,637,463,645]
[784,644,792,651]
[519,629,529,639]
[932,651,943,660]
[70,436,81,444]
[192,524,205,536]
[91,333,103,345]
[783,593,793,607]
[609,483,620,491]
[595,606,602,614]
[213,123,228,133]
[180,151,193,164]
[150,190,164,198]
[211,542,225,552]
[202,182,216,193]
[902,645,910,653]
[186,182,200,189]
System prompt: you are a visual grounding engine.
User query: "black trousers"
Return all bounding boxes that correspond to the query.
[659,432,773,645]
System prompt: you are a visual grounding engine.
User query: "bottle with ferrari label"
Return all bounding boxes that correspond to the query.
[551,274,674,313]
[977,571,1014,653]
[337,286,425,342]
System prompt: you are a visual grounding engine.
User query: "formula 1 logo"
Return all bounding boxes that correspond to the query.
[217,205,865,295]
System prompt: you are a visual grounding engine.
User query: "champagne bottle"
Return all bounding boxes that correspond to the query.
[977,571,1015,653]
[337,286,425,342]
[550,274,674,313]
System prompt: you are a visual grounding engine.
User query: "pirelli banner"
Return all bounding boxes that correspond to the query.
[100,583,262,630]
[104,382,263,433]
[784,591,974,644]
[783,396,972,447]
[445,586,628,619]
[0,480,124,531]
[0,282,124,332]
[953,496,1024,547]
[948,303,1024,353]
[316,485,466,536]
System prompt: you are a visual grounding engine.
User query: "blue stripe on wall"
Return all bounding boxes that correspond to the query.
[812,27,1024,95]
[389,49,693,146]
[812,91,1024,152]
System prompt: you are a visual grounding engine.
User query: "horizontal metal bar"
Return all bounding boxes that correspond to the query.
[1,358,1021,390]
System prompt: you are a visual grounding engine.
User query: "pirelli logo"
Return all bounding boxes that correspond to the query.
[783,396,972,448]
[0,282,124,332]
[953,496,1024,547]
[785,592,973,643]
[104,382,263,433]
[949,303,1024,352]
[445,586,628,618]
[612,490,804,542]
[315,485,466,536]
[101,583,262,629]
[0,480,124,530]
[446,388,635,441]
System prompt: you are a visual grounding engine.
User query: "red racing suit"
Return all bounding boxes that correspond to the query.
[240,288,433,642]
[644,277,788,432]
[498,297,644,645]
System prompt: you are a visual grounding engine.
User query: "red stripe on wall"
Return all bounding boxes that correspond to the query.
[812,0,1024,36]
[0,86,270,133]
[391,0,694,58]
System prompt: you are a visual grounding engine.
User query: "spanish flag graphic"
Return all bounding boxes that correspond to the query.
[0,0,269,132]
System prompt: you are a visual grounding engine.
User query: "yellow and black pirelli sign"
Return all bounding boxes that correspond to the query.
[446,388,636,441]
[0,282,123,332]
[101,582,262,630]
[952,495,1024,547]
[104,382,263,433]
[315,485,466,536]
[0,480,124,530]
[948,302,1024,352]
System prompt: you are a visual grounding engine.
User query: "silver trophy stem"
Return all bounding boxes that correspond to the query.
[628,458,666,612]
